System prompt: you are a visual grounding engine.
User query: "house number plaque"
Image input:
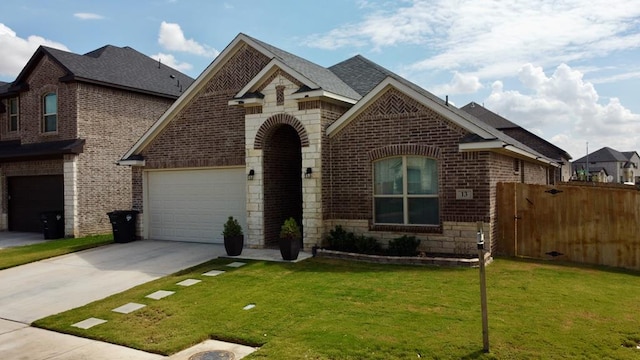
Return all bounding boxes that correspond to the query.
[456,189,473,200]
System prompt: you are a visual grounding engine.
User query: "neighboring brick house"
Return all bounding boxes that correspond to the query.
[0,45,193,236]
[461,102,573,182]
[121,33,562,256]
[572,147,640,184]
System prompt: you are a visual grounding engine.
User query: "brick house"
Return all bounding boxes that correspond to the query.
[460,102,573,182]
[0,45,193,236]
[121,33,563,255]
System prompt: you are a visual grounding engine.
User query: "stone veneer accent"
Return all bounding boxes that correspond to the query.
[245,74,324,249]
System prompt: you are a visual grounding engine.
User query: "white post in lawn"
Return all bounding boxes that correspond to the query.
[477,221,489,353]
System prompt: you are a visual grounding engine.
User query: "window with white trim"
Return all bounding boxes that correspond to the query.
[8,97,18,132]
[43,93,57,133]
[373,156,439,225]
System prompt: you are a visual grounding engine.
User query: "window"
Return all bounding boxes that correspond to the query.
[8,97,18,132]
[374,156,439,225]
[43,93,57,132]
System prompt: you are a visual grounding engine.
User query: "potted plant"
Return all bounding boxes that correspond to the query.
[279,217,301,260]
[222,216,243,256]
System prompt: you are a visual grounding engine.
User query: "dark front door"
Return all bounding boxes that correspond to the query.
[8,175,64,232]
[263,124,303,246]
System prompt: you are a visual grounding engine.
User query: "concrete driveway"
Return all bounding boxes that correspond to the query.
[0,239,228,359]
[0,231,49,249]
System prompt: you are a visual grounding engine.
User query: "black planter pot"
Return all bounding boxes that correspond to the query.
[279,237,300,260]
[224,235,244,256]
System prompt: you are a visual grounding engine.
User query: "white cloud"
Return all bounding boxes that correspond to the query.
[73,13,104,20]
[484,63,640,159]
[305,0,640,81]
[431,72,483,95]
[0,23,69,79]
[150,52,193,72]
[158,21,218,57]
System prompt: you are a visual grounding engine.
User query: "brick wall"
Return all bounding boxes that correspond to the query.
[134,44,270,213]
[75,82,173,235]
[2,55,78,143]
[326,87,550,255]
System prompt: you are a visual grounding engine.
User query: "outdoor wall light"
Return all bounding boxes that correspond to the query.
[305,167,313,178]
[248,169,255,180]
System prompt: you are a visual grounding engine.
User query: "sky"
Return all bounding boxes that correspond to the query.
[1,0,639,161]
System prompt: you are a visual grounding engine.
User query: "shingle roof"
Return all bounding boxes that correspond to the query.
[460,102,572,161]
[460,102,518,129]
[573,147,628,163]
[327,55,555,163]
[7,45,194,99]
[246,35,361,100]
[0,139,85,161]
[329,55,390,96]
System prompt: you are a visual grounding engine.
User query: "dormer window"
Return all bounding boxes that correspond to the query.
[43,93,57,133]
[8,97,18,132]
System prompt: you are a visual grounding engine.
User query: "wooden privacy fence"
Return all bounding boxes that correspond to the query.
[496,182,640,270]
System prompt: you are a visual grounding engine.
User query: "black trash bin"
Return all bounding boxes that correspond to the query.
[40,211,64,239]
[107,210,139,243]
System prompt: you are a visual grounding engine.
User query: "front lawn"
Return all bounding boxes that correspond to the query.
[34,257,640,359]
[0,234,113,270]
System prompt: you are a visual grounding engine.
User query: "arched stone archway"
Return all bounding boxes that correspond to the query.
[262,123,303,246]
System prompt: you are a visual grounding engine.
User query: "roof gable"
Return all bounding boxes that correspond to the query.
[8,45,193,98]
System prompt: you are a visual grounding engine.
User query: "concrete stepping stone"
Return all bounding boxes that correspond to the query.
[202,270,225,277]
[145,290,175,300]
[112,302,146,314]
[72,317,107,329]
[226,262,246,268]
[177,279,202,287]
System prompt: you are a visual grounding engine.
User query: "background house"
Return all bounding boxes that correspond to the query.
[572,147,639,184]
[120,33,565,256]
[460,102,573,182]
[0,45,193,236]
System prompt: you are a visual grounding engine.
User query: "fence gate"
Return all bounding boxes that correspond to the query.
[496,182,640,270]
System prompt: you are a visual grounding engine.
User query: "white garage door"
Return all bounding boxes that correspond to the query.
[147,168,246,243]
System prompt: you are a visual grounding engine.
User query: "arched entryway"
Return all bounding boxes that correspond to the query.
[262,124,303,246]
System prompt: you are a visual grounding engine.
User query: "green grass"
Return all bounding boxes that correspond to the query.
[0,234,113,270]
[34,257,640,359]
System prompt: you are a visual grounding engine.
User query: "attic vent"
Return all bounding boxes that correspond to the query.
[276,85,285,106]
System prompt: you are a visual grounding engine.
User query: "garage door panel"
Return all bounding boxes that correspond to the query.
[8,175,64,233]
[147,169,246,243]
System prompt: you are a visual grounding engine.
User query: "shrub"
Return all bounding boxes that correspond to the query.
[354,235,382,255]
[222,216,243,237]
[326,225,356,252]
[387,235,421,257]
[280,217,301,240]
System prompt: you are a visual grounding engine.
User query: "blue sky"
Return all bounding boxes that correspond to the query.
[1,0,639,160]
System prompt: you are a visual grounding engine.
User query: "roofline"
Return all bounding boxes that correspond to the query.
[288,89,358,105]
[233,59,318,99]
[327,77,495,139]
[459,141,560,167]
[60,75,182,99]
[122,33,272,160]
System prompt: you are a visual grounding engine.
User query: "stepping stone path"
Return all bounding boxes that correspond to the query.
[72,262,245,330]
[72,317,107,329]
[112,302,146,314]
[177,278,202,286]
[202,270,225,277]
[146,290,175,300]
[226,262,246,268]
